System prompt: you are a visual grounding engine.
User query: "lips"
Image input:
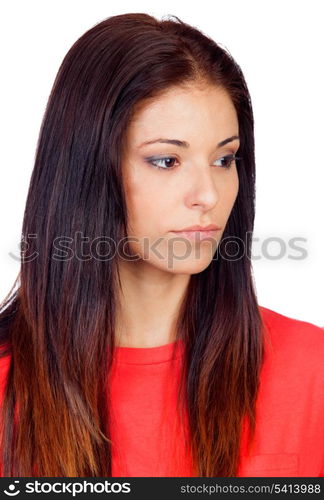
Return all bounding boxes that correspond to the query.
[170,224,222,244]
[173,224,221,232]
[170,228,220,242]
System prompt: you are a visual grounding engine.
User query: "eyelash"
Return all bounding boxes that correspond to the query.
[145,154,242,171]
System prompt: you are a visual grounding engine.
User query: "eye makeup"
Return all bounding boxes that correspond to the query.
[144,153,242,171]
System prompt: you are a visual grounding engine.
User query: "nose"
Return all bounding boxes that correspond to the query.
[184,162,220,210]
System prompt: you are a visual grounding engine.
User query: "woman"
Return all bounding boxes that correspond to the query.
[0,12,323,477]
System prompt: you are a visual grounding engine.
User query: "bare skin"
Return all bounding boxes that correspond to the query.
[115,82,240,347]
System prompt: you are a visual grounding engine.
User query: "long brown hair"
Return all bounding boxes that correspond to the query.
[0,12,264,476]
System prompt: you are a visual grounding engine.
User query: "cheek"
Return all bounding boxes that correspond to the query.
[226,169,239,205]
[125,175,169,235]
[219,170,239,219]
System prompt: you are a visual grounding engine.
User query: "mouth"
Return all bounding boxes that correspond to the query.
[170,229,221,241]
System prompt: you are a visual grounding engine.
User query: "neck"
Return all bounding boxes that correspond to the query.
[114,259,190,348]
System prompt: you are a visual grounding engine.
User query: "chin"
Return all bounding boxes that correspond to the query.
[161,258,214,275]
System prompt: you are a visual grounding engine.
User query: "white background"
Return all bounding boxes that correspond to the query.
[0,0,323,325]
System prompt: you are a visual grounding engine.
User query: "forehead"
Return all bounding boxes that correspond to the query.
[125,84,238,144]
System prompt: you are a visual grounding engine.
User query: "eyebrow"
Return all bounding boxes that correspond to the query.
[138,135,240,149]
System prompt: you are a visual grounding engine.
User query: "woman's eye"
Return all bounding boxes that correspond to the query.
[146,156,179,170]
[213,154,241,169]
[145,154,241,170]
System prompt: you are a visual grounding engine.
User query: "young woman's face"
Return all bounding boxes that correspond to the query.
[121,83,240,274]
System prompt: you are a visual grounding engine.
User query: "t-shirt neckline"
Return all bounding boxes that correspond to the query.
[112,338,184,365]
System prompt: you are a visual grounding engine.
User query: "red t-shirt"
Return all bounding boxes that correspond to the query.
[0,306,323,476]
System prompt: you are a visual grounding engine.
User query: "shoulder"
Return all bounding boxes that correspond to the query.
[258,305,324,372]
[0,344,11,398]
[259,305,324,341]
